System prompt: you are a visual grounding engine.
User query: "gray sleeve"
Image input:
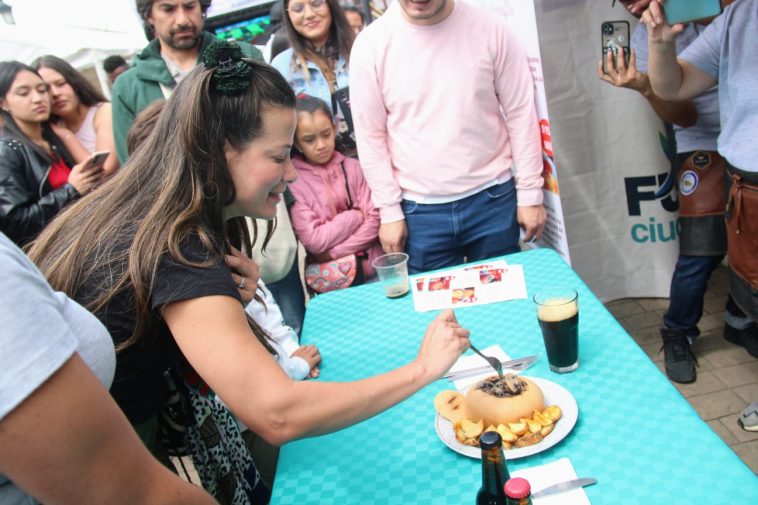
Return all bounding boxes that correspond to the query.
[679,14,725,80]
[631,23,649,73]
[0,235,77,421]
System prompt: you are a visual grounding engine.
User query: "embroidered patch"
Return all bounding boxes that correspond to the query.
[680,170,699,196]
[691,151,711,169]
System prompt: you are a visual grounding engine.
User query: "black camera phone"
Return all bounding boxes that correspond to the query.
[602,20,631,74]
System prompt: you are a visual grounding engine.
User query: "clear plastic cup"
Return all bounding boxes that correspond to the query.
[372,253,410,298]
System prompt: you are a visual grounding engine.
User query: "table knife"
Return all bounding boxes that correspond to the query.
[443,355,537,381]
[531,477,597,499]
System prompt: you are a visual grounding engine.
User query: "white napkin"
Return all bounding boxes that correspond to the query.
[511,457,592,504]
[448,345,510,390]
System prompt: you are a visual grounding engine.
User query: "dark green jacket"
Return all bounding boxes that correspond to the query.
[111,32,263,163]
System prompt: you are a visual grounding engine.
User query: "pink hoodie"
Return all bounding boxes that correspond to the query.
[289,151,384,279]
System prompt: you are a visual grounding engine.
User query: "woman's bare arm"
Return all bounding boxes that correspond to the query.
[642,0,717,101]
[0,354,217,505]
[164,297,470,446]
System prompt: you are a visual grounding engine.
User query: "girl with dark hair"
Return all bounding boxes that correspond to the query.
[33,55,120,175]
[289,94,382,287]
[272,0,357,154]
[0,61,103,246]
[28,41,469,502]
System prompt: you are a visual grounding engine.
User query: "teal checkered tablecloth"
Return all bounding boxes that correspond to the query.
[270,248,756,504]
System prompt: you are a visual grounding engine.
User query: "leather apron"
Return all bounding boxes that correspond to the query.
[725,162,758,320]
[676,151,728,256]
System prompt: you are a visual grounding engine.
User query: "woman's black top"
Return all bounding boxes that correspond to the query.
[79,234,242,424]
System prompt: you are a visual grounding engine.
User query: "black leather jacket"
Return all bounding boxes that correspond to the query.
[0,137,79,246]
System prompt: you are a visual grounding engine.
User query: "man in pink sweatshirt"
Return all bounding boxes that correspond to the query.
[349,0,546,273]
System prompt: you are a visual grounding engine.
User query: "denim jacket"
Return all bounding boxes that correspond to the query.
[271,48,349,110]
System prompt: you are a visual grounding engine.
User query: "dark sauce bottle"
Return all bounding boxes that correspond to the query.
[476,431,511,505]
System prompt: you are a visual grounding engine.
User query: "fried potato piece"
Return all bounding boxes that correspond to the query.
[514,431,543,448]
[540,424,555,437]
[508,422,528,436]
[544,405,563,422]
[532,410,553,427]
[527,419,542,434]
[496,424,518,443]
[453,422,467,444]
[461,418,484,438]
[435,390,466,422]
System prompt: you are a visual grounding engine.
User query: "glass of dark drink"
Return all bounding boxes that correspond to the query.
[534,288,579,373]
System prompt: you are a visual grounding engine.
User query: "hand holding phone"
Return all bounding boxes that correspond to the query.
[664,0,721,25]
[601,20,631,74]
[82,150,110,172]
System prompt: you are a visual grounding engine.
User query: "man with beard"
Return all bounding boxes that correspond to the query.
[349,0,545,274]
[111,0,262,162]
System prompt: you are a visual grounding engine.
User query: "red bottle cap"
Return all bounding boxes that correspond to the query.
[504,477,531,499]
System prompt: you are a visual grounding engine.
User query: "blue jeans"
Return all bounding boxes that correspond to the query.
[265,258,305,337]
[401,179,520,274]
[663,254,724,337]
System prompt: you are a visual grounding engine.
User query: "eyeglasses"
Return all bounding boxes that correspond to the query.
[288,0,327,15]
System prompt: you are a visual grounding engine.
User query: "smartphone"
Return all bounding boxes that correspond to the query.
[83,150,110,171]
[602,20,631,74]
[664,0,722,25]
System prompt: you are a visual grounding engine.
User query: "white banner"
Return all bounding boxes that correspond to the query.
[466,0,572,265]
[531,0,679,302]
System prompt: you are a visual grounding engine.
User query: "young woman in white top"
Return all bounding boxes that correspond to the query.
[33,55,120,175]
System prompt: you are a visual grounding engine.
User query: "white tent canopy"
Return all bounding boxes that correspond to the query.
[0,23,146,98]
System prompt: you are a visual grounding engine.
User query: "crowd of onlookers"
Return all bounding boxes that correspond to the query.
[0,0,756,503]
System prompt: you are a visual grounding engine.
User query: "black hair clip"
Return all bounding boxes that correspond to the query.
[202,39,253,95]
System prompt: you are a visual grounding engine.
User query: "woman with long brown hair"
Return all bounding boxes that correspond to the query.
[0,61,103,246]
[33,55,120,175]
[29,41,469,502]
[271,0,357,153]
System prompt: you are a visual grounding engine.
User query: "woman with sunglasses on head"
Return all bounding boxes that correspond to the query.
[28,41,469,503]
[272,0,357,155]
[33,55,120,176]
[0,61,103,246]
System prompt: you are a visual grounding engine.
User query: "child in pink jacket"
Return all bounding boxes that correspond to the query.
[288,95,383,282]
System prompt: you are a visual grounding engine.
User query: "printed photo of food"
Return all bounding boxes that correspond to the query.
[452,287,477,304]
[429,276,453,291]
[479,269,503,284]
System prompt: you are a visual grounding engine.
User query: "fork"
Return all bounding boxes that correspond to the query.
[468,342,503,379]
[444,354,537,381]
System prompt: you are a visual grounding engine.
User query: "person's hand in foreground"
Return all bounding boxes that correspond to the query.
[414,309,471,380]
[641,0,684,44]
[379,220,407,253]
[598,47,651,93]
[518,205,547,243]
[292,344,321,378]
[226,246,260,304]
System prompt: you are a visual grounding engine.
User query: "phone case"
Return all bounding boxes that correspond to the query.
[664,0,721,25]
[601,20,630,74]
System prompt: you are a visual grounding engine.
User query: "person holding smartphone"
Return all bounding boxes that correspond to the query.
[0,61,103,246]
[599,0,738,384]
[643,0,758,360]
[33,55,120,176]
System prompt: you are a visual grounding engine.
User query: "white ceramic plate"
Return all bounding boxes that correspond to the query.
[434,376,578,459]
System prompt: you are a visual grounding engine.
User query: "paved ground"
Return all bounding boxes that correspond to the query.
[604,264,758,474]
